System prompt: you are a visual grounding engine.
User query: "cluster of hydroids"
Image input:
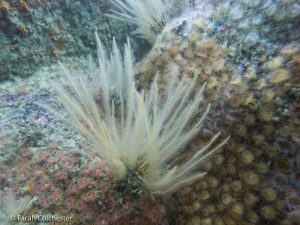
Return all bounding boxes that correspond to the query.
[44,34,229,195]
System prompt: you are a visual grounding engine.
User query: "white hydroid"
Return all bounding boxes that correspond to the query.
[108,0,171,43]
[43,34,229,194]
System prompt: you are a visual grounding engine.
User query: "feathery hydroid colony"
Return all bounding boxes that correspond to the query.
[108,0,171,43]
[44,34,229,194]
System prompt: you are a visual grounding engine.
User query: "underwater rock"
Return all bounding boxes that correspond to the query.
[0,0,132,80]
[135,1,300,224]
[0,0,299,224]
